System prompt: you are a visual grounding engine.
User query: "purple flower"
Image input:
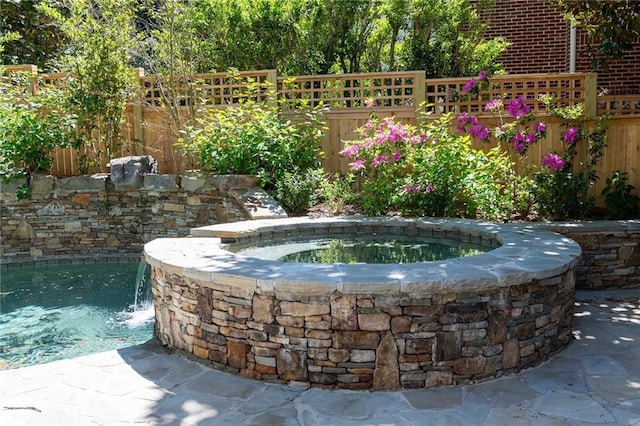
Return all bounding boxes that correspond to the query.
[506,96,531,119]
[525,132,537,144]
[455,112,480,134]
[532,122,546,133]
[350,159,365,170]
[469,124,490,141]
[391,151,403,162]
[485,98,503,111]
[462,78,477,94]
[542,153,565,171]
[424,184,433,193]
[512,132,526,152]
[478,71,487,80]
[562,127,579,144]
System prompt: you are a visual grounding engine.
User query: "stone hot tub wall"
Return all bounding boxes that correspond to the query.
[145,218,581,390]
[152,267,575,390]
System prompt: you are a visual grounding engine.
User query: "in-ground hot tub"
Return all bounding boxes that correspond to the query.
[144,217,581,390]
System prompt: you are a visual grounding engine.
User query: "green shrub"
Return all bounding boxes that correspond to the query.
[0,72,75,198]
[532,98,608,220]
[179,96,326,191]
[273,168,324,214]
[601,171,639,219]
[318,173,357,215]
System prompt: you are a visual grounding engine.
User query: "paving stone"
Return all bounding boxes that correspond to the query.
[464,376,540,407]
[403,387,462,409]
[184,369,261,400]
[525,389,616,424]
[582,354,628,375]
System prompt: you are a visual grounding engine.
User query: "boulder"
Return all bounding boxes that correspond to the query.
[109,156,158,189]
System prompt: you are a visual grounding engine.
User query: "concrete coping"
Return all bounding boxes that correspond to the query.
[143,217,582,295]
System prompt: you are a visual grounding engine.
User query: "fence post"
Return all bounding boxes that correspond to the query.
[584,73,597,118]
[132,67,145,156]
[266,69,278,106]
[414,70,426,124]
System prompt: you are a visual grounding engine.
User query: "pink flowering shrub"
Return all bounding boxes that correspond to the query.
[340,103,514,218]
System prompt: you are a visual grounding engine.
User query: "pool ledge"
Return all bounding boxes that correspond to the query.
[144,217,581,295]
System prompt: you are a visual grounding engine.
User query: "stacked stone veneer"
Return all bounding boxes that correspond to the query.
[152,268,575,390]
[146,218,580,390]
[543,222,640,289]
[0,174,258,264]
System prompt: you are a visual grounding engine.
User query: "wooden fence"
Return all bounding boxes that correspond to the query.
[3,65,639,205]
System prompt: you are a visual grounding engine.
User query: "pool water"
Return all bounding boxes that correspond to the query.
[239,237,488,264]
[0,262,154,370]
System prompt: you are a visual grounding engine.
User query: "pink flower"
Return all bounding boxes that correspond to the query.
[350,159,365,170]
[485,98,503,111]
[542,153,565,171]
[402,184,419,194]
[562,127,579,144]
[424,184,433,193]
[525,132,537,144]
[371,155,387,167]
[478,71,487,80]
[507,96,531,119]
[341,144,360,157]
[391,151,403,162]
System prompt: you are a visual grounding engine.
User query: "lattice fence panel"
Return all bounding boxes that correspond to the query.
[140,71,273,107]
[278,72,417,109]
[598,95,640,115]
[425,74,588,116]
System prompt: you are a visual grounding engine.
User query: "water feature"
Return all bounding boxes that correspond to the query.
[0,261,154,370]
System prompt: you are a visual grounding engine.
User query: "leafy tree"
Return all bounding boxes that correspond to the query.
[399,0,508,77]
[42,0,139,172]
[0,0,67,68]
[554,0,640,68]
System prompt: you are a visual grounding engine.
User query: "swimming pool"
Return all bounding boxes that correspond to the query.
[0,262,154,370]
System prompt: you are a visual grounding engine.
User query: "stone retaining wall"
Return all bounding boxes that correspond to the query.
[544,222,640,289]
[0,174,268,265]
[152,260,575,390]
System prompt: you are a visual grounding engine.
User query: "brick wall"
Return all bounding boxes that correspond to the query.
[475,0,640,93]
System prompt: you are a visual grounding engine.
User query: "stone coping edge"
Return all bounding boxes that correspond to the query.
[144,217,583,295]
